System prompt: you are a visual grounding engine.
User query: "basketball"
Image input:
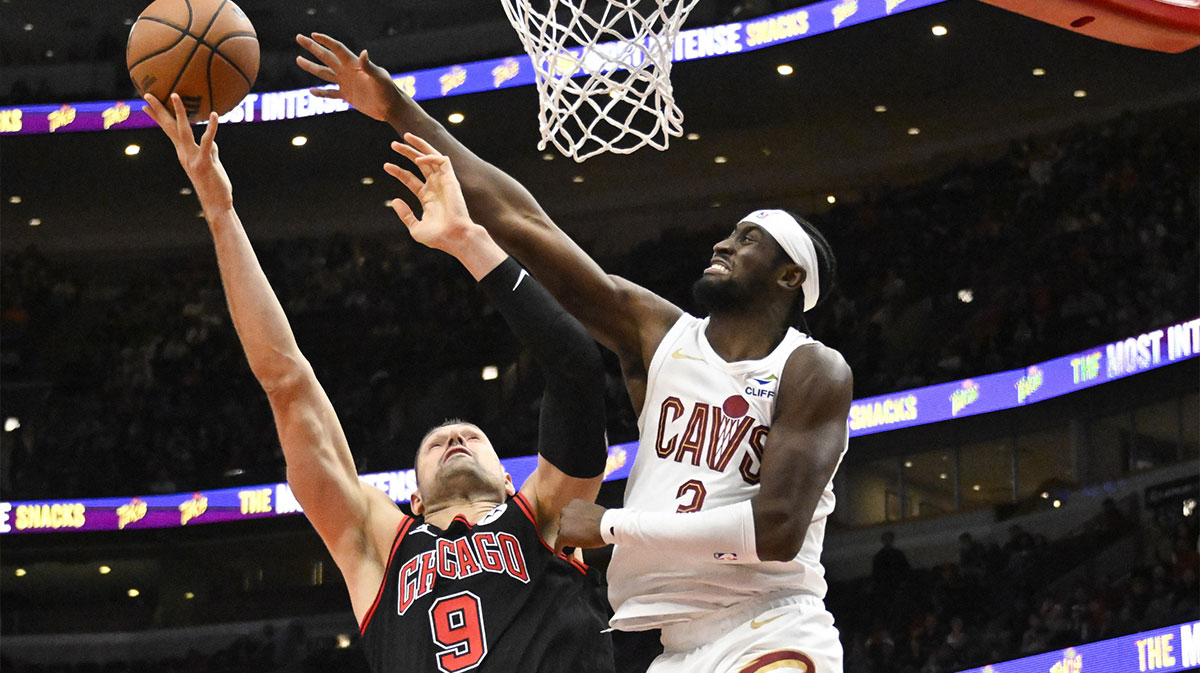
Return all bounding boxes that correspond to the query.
[126,0,259,121]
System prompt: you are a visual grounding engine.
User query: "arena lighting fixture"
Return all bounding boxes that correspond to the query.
[907,127,920,135]
[958,289,974,303]
[384,200,393,208]
[713,155,728,164]
[1032,67,1046,76]
[8,195,20,204]
[1052,500,1062,508]
[826,195,836,204]
[903,460,913,468]
[360,177,374,185]
[127,588,140,597]
[15,568,26,577]
[337,634,352,649]
[45,50,54,59]
[481,365,499,381]
[931,25,948,36]
[685,132,700,141]
[28,218,41,227]
[4,417,19,432]
[939,472,948,480]
[179,187,192,195]
[185,592,195,599]
[447,112,465,124]
[98,565,111,574]
[776,64,794,76]
[874,105,887,113]
[1041,491,1050,499]
[1073,90,1087,98]
[972,484,981,491]
[291,135,308,147]
[571,175,585,183]
[22,23,32,31]
[541,152,555,161]
[124,144,140,156]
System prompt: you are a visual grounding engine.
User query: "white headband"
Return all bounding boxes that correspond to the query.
[740,209,820,312]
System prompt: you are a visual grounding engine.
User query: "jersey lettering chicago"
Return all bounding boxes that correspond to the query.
[608,313,847,631]
[361,494,613,673]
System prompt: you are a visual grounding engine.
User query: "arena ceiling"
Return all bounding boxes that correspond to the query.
[1,0,1198,258]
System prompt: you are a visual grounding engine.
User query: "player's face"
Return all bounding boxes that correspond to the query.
[693,222,789,310]
[414,423,511,509]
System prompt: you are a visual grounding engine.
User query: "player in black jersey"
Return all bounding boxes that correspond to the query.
[144,94,614,673]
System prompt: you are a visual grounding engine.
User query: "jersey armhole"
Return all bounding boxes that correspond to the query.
[513,493,590,574]
[638,313,696,427]
[359,515,415,635]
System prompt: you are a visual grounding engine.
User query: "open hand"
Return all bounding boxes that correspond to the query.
[295,32,401,122]
[385,133,477,254]
[142,93,233,216]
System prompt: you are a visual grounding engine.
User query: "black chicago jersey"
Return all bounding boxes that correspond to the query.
[361,494,614,673]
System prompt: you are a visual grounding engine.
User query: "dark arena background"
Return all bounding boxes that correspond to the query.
[1,0,1198,672]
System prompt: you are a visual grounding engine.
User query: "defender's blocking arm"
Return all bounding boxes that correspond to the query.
[295,33,680,368]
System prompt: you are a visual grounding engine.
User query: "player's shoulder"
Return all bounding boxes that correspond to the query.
[781,341,852,392]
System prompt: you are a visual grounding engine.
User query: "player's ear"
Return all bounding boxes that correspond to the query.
[503,473,516,497]
[777,263,805,291]
[410,490,425,515]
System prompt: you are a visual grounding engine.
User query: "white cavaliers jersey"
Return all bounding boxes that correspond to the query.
[607,313,847,631]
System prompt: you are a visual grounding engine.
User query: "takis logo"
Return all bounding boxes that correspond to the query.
[439,66,467,95]
[492,58,520,87]
[950,380,980,416]
[116,497,148,529]
[48,104,76,132]
[1016,365,1043,404]
[102,102,131,130]
[744,373,777,399]
[832,0,857,27]
[179,493,208,525]
[603,447,628,478]
[885,0,909,14]
[1049,647,1082,673]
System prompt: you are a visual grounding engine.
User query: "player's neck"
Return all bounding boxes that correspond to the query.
[705,308,790,362]
[420,498,505,529]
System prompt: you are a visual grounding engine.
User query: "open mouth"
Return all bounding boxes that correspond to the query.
[704,257,731,276]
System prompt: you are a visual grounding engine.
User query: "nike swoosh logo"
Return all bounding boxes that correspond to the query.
[671,349,704,361]
[750,613,783,629]
[513,269,528,291]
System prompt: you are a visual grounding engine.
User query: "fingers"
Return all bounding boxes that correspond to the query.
[295,33,339,66]
[383,161,426,197]
[309,86,344,100]
[198,112,219,153]
[169,93,191,136]
[390,140,423,163]
[403,132,440,156]
[358,50,370,68]
[389,198,419,229]
[142,94,173,134]
[309,32,356,64]
[295,55,336,82]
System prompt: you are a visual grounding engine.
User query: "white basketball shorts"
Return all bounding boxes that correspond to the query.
[647,594,842,673]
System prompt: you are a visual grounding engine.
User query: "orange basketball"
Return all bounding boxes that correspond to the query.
[126,0,259,121]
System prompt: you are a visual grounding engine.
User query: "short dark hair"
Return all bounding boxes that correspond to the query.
[412,418,476,483]
[775,210,836,335]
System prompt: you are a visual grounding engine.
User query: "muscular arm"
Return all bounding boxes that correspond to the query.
[143,95,400,625]
[295,33,681,372]
[751,344,853,560]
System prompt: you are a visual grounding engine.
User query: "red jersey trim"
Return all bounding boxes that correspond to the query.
[359,515,414,635]
[513,492,554,552]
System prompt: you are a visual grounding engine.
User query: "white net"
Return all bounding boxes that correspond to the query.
[500,0,701,162]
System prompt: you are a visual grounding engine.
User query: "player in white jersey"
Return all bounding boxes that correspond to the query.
[295,34,853,673]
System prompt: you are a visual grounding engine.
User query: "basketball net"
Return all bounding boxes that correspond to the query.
[500,0,700,162]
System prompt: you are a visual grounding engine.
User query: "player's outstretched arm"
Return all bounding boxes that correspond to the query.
[295,33,680,368]
[558,345,852,563]
[386,137,608,544]
[142,94,402,625]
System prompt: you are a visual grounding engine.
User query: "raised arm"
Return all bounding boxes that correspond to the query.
[557,344,852,563]
[142,94,401,625]
[385,137,609,545]
[295,33,681,367]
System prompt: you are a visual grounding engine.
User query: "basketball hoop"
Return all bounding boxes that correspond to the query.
[500,0,700,161]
